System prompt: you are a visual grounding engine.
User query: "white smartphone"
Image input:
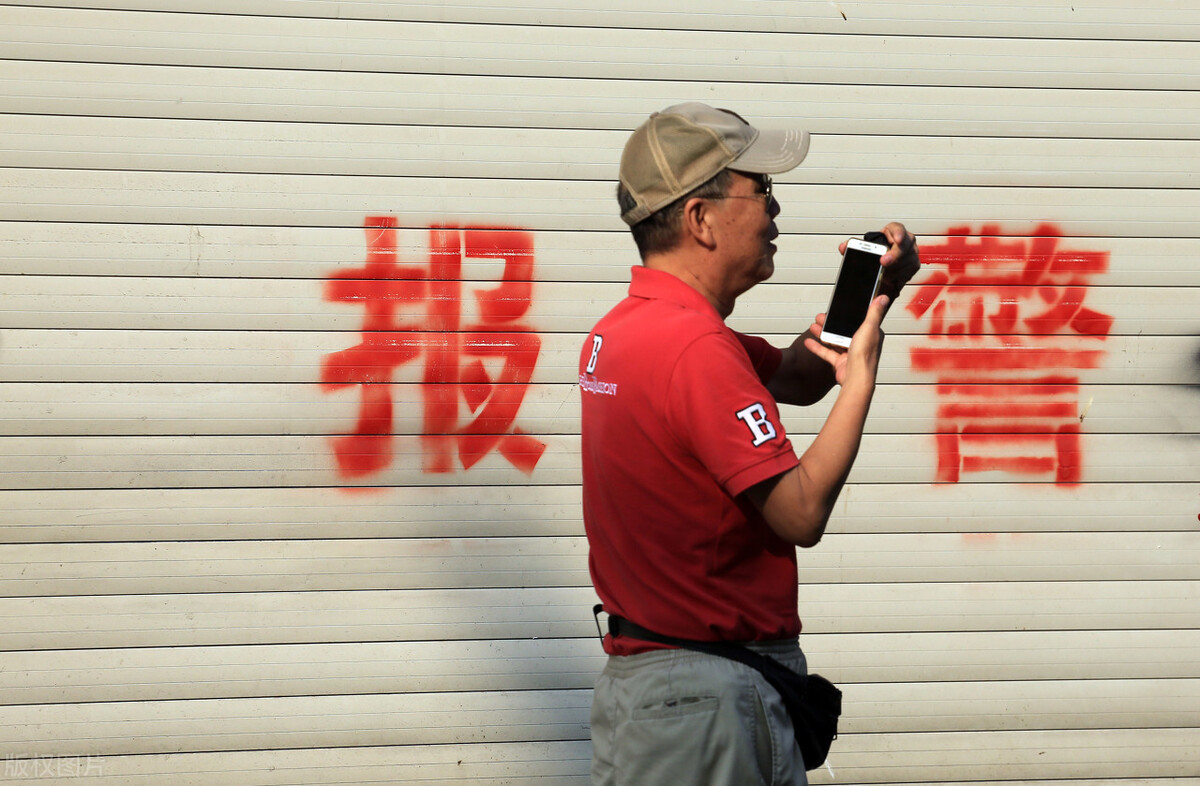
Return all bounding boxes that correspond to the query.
[819,237,887,348]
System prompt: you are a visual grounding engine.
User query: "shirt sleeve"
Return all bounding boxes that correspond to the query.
[665,331,798,498]
[732,331,783,384]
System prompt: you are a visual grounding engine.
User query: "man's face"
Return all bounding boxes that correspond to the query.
[707,170,781,297]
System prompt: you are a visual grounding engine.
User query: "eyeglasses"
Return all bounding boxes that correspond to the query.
[709,176,773,205]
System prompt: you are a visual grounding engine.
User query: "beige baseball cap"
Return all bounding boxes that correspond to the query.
[618,102,811,226]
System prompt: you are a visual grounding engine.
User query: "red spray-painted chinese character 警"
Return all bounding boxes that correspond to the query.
[320,216,547,479]
[907,224,1113,486]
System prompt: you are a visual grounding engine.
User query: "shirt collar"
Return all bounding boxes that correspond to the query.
[628,266,721,319]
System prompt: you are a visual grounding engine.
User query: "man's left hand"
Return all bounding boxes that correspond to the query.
[838,221,920,301]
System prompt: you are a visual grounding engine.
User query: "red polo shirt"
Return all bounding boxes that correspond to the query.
[580,266,802,655]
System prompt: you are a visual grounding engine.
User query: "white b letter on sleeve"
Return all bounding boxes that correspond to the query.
[735,403,777,447]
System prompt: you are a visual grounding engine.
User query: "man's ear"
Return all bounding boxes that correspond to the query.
[680,197,717,249]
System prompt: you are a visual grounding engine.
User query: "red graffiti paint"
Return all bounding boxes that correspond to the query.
[320,217,546,480]
[908,224,1110,486]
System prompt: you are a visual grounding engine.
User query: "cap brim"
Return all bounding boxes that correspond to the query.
[728,128,811,174]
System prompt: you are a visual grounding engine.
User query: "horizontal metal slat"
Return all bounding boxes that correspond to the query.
[0,432,1195,489]
[7,61,1200,139]
[4,222,1198,287]
[7,167,1200,236]
[3,740,592,785]
[9,0,1200,40]
[0,382,1190,436]
[6,7,1200,90]
[3,276,1194,335]
[8,113,1200,188]
[0,331,1188,385]
[1,680,1197,758]
[1,582,1196,650]
[0,482,1193,542]
[0,532,1195,597]
[5,733,1197,784]
[5,629,1198,704]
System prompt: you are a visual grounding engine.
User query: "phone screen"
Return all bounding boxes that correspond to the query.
[823,244,883,339]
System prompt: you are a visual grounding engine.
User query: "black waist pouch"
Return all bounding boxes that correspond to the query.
[751,653,842,769]
[597,606,842,770]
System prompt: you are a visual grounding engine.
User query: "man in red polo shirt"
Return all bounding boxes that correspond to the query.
[580,103,919,785]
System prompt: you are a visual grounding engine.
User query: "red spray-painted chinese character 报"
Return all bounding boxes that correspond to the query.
[320,216,547,479]
[907,224,1113,486]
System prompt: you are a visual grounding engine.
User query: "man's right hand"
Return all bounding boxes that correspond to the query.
[802,294,889,388]
[749,293,889,548]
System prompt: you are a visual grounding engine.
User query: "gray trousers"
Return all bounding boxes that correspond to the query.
[590,639,810,786]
